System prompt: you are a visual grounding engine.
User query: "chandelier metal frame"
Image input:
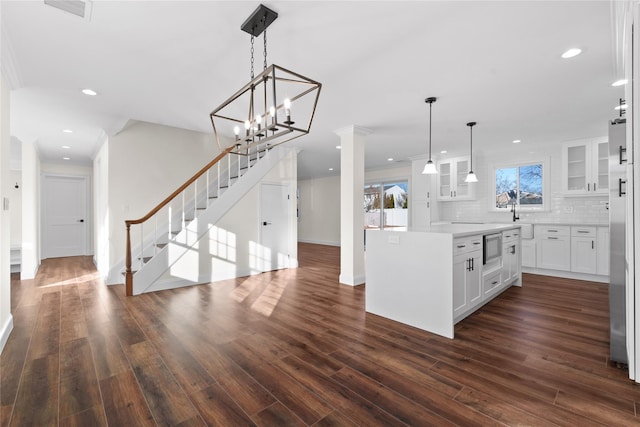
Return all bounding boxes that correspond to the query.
[210,4,321,157]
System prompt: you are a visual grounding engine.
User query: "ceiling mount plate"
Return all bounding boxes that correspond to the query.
[241,4,278,37]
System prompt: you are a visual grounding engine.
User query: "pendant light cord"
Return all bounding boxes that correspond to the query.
[428,102,432,160]
[469,125,473,171]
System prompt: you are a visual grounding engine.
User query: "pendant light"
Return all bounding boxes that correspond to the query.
[422,97,438,174]
[464,121,478,183]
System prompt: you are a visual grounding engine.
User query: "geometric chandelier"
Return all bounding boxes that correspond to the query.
[210,4,322,156]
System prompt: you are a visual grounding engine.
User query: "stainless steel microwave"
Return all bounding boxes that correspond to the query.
[483,233,502,265]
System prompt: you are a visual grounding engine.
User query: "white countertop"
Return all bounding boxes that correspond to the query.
[376,223,520,238]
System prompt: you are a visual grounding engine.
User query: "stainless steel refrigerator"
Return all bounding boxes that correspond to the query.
[609,118,627,365]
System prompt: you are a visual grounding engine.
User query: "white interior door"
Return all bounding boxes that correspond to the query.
[43,175,89,259]
[260,183,289,271]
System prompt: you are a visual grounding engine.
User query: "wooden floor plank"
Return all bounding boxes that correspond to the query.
[2,246,639,426]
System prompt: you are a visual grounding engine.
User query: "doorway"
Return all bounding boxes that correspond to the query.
[259,182,290,271]
[42,175,90,259]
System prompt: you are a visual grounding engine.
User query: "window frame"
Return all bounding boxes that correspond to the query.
[488,158,550,212]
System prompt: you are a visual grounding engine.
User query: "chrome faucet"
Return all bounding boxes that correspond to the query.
[511,202,520,222]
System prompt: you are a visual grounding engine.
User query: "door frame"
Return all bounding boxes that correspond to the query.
[41,173,92,259]
[259,181,291,270]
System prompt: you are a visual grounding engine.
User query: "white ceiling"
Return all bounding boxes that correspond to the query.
[2,1,625,179]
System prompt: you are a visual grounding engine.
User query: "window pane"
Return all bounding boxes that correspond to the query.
[495,167,517,208]
[519,164,543,205]
[364,184,382,229]
[383,182,408,229]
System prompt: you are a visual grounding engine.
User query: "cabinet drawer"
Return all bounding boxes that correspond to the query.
[453,236,483,255]
[502,229,520,242]
[483,269,502,299]
[571,226,596,237]
[536,225,570,236]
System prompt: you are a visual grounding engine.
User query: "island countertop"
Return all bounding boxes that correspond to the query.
[384,223,521,238]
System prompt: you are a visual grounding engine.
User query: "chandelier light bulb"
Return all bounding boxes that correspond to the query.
[233,126,240,136]
[244,120,251,130]
[256,114,262,125]
[269,106,276,116]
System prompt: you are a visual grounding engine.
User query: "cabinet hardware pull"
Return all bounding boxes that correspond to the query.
[619,178,627,197]
[471,258,474,271]
[577,230,589,233]
[457,244,466,248]
[588,183,590,192]
[492,281,499,285]
[620,146,627,164]
[548,237,558,240]
[594,182,597,191]
[592,240,594,249]
[454,190,457,197]
[548,229,558,232]
[473,242,481,245]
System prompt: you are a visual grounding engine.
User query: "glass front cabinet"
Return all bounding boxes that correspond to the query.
[436,156,475,201]
[561,139,608,195]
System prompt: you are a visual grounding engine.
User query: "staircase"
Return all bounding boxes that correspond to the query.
[123,145,290,296]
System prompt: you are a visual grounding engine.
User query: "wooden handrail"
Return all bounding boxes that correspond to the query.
[124,144,236,296]
[125,145,235,226]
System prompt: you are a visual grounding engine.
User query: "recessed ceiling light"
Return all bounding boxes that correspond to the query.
[612,79,628,87]
[440,150,447,154]
[561,48,582,59]
[62,129,73,133]
[329,168,334,171]
[81,88,97,96]
[615,104,628,110]
[387,158,394,162]
[512,139,521,144]
[62,145,71,149]
[336,145,341,149]
[63,157,70,160]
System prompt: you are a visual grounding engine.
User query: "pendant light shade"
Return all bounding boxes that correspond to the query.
[422,97,438,175]
[464,121,478,183]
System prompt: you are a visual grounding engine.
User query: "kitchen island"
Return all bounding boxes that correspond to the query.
[365,224,521,339]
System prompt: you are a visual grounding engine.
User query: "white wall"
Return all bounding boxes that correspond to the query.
[1,72,12,353]
[298,164,411,247]
[93,135,109,278]
[8,169,20,247]
[298,175,340,246]
[106,120,220,282]
[438,143,609,225]
[21,140,41,280]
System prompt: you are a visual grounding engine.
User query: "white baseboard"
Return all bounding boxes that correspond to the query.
[0,314,14,354]
[298,238,340,247]
[339,273,366,286]
[521,267,608,284]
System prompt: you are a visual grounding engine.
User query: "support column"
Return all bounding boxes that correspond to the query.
[335,125,371,286]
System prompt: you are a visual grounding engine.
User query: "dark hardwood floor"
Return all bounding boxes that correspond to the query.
[1,243,639,426]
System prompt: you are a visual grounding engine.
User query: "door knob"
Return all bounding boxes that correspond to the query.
[78,219,84,223]
[262,221,272,226]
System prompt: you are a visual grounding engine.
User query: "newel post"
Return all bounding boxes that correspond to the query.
[125,222,133,296]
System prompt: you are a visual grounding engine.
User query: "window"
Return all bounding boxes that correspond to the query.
[364,180,408,230]
[492,161,546,211]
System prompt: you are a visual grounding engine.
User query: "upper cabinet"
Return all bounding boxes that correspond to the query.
[561,139,608,195]
[437,156,476,201]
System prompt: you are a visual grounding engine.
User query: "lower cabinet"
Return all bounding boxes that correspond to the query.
[521,239,536,268]
[502,241,520,284]
[536,226,571,272]
[597,226,610,276]
[453,249,482,319]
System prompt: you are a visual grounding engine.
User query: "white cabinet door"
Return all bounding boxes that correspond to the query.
[521,239,536,268]
[502,242,520,284]
[561,139,608,195]
[453,250,482,319]
[537,236,571,271]
[453,254,468,317]
[597,227,610,276]
[571,236,597,274]
[468,252,482,307]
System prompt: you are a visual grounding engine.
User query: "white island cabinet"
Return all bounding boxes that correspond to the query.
[366,224,521,339]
